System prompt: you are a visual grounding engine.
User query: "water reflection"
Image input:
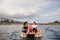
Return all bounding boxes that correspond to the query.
[0,25,60,40]
[22,37,41,40]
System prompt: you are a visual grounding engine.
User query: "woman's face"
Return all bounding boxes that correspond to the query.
[33,22,36,25]
[33,23,35,25]
[25,23,28,27]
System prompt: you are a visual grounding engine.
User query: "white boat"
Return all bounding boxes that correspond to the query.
[20,29,41,38]
[20,33,41,38]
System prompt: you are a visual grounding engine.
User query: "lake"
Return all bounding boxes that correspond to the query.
[0,25,60,40]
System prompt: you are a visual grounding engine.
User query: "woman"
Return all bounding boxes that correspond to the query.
[22,21,28,33]
[32,21,37,33]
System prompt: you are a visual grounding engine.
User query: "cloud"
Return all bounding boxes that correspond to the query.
[0,0,51,16]
[42,8,60,17]
[0,0,60,23]
[52,8,60,15]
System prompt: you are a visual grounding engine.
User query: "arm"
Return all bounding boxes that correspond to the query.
[21,25,24,31]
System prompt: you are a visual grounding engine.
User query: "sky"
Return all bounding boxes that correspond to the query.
[0,0,60,23]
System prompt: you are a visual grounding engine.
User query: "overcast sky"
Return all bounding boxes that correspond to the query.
[0,0,60,23]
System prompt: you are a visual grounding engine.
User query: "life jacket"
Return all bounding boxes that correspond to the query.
[28,25,32,30]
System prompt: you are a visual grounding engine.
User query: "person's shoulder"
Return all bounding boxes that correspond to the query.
[32,25,36,26]
[28,25,32,27]
[35,25,37,26]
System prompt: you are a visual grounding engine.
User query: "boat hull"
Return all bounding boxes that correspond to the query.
[20,34,41,38]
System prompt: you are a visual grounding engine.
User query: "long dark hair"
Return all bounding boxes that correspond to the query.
[23,21,28,28]
[23,21,28,25]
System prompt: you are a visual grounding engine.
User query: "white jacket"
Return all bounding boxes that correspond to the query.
[32,25,37,28]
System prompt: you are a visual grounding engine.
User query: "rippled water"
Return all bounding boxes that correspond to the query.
[0,25,60,40]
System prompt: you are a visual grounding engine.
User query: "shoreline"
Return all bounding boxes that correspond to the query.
[0,24,60,25]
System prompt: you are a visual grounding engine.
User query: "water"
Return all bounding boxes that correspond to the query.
[0,25,60,40]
